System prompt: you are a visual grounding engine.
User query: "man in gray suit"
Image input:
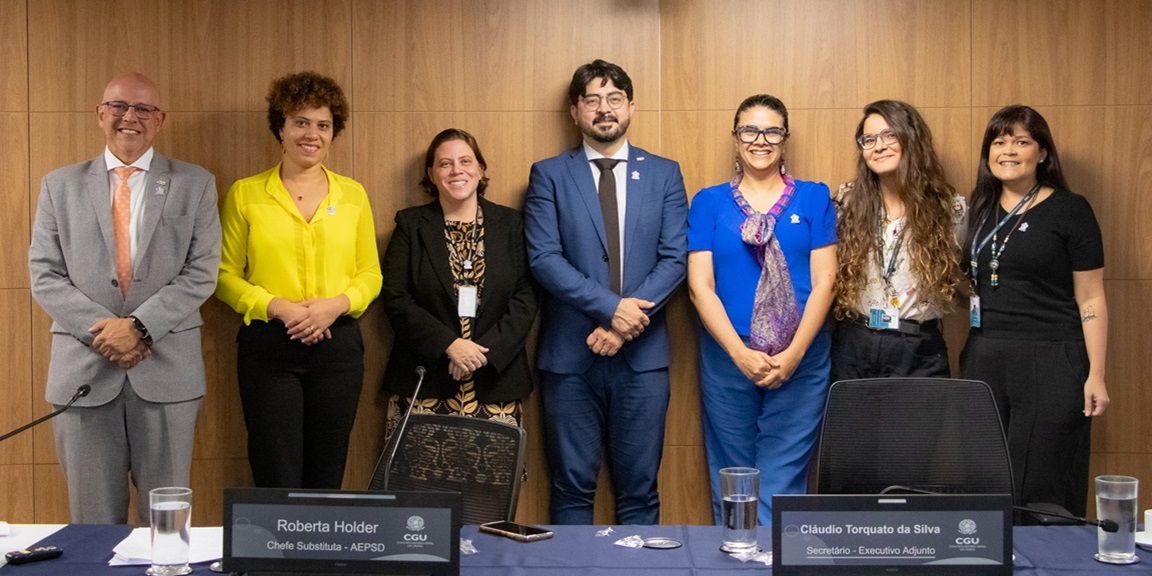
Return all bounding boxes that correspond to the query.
[29,72,221,524]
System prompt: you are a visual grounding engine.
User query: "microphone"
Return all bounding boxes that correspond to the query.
[1015,502,1119,533]
[372,367,426,488]
[880,485,1119,532]
[0,385,91,444]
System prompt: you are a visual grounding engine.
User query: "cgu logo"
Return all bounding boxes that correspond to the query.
[404,534,428,541]
[955,537,980,545]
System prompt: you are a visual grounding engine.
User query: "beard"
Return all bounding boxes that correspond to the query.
[581,113,630,144]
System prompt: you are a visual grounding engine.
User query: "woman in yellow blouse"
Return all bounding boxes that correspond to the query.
[216,72,382,489]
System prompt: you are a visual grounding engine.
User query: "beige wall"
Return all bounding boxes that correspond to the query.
[1,0,1149,526]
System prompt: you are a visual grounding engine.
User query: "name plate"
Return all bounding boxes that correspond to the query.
[773,494,1012,576]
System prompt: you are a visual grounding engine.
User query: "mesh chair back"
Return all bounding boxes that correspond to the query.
[368,414,526,525]
[815,378,1013,497]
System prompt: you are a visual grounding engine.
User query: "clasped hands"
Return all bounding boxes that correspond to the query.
[734,346,801,389]
[90,317,149,369]
[446,339,490,381]
[270,296,347,346]
[587,297,656,356]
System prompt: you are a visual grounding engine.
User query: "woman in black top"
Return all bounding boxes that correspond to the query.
[960,105,1109,516]
[380,128,537,431]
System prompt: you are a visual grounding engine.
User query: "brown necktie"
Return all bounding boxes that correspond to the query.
[113,166,138,298]
[593,158,622,294]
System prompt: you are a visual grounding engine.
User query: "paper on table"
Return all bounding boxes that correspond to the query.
[109,526,223,566]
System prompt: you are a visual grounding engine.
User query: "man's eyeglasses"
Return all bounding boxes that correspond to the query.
[857,129,899,150]
[101,101,162,120]
[580,92,628,110]
[733,126,787,145]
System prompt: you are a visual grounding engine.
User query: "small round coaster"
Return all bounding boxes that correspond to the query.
[720,544,762,554]
[1095,553,1140,565]
[643,537,683,549]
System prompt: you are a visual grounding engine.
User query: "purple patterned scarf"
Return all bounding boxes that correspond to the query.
[731,169,800,355]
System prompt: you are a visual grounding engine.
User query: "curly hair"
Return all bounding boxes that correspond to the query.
[834,100,962,319]
[266,71,349,142]
[418,128,490,197]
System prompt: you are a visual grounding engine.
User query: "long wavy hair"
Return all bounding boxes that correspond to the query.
[965,105,1067,256]
[834,100,962,319]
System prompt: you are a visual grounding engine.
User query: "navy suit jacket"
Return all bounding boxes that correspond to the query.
[524,143,687,374]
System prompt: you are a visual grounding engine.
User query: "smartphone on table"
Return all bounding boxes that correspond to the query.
[478,520,555,542]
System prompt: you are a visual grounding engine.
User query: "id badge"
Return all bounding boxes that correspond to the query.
[868,307,900,330]
[458,285,478,318]
[969,295,981,328]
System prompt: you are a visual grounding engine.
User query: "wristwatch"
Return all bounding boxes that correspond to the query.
[130,315,153,346]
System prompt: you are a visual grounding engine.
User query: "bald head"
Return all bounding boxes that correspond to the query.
[102,72,162,109]
[97,72,165,164]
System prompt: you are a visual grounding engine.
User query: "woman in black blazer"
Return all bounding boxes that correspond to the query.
[381,128,537,427]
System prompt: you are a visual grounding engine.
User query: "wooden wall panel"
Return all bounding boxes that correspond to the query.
[27,0,352,112]
[1105,0,1152,106]
[661,0,861,111]
[0,0,27,112]
[0,290,33,468]
[853,1,971,108]
[5,0,1151,528]
[352,0,661,113]
[0,114,29,289]
[1099,106,1152,279]
[32,463,69,524]
[1094,281,1152,454]
[972,0,1107,107]
[0,466,34,523]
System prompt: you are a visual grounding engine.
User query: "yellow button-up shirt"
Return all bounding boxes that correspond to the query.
[216,165,383,324]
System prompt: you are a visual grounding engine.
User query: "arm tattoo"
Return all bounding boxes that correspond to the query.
[1082,306,1097,323]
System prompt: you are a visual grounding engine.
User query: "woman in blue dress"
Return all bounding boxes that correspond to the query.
[687,94,838,526]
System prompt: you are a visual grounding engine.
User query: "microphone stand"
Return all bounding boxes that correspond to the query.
[880,485,1119,533]
[375,367,426,489]
[0,385,91,444]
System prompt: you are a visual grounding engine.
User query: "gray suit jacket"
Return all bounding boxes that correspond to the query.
[29,152,222,406]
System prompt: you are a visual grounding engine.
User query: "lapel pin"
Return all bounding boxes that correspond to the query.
[631,171,640,180]
[790,214,800,224]
[153,179,169,196]
[636,156,645,161]
[328,205,336,215]
[1019,222,1029,232]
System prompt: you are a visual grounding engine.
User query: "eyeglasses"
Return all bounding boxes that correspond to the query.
[733,126,787,144]
[101,101,162,120]
[580,92,628,110]
[857,129,899,150]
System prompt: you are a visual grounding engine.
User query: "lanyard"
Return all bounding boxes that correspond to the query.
[969,183,1039,287]
[461,203,483,275]
[877,213,906,287]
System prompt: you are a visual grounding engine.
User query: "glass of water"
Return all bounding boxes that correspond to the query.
[148,487,193,576]
[1095,475,1139,564]
[720,467,759,553]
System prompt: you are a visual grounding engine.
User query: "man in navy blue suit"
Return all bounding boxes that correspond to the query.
[524,60,688,525]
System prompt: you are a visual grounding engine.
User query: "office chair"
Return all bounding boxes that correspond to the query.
[814,377,1077,526]
[815,377,1015,497]
[368,413,527,525]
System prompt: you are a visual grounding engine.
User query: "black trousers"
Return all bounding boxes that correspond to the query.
[960,333,1092,517]
[830,317,950,383]
[237,316,364,489]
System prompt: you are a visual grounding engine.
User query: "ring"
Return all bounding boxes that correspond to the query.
[307,326,314,333]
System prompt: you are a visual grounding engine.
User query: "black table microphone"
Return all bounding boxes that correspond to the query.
[0,384,91,444]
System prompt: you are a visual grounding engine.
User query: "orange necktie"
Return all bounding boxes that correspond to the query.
[113,166,138,299]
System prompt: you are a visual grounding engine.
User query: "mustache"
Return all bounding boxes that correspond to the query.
[594,113,617,124]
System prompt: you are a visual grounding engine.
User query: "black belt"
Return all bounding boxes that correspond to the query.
[849,313,938,336]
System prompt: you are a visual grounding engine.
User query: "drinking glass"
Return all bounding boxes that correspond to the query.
[719,467,759,552]
[148,487,193,576]
[1095,475,1139,564]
